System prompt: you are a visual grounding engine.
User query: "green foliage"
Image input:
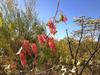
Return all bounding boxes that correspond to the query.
[0,0,46,66]
[0,0,100,74]
[55,39,70,64]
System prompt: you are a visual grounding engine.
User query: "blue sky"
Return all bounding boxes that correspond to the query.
[19,0,100,39]
[37,0,100,39]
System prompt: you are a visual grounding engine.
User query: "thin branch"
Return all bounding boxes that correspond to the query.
[80,34,100,75]
[46,0,60,37]
[64,21,74,59]
[66,29,74,59]
[95,34,100,49]
[80,47,100,75]
[74,18,84,65]
[53,0,60,20]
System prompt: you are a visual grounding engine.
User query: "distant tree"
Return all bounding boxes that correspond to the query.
[70,16,100,75]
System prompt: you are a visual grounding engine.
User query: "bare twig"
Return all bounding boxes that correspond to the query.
[66,29,74,59]
[53,0,60,20]
[73,17,84,75]
[74,17,84,65]
[46,0,60,37]
[80,34,100,75]
[64,21,74,59]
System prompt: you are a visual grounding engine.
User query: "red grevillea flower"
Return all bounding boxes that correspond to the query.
[50,26,57,35]
[48,20,54,28]
[59,13,68,22]
[22,40,31,56]
[48,20,57,35]
[48,37,56,54]
[37,34,47,45]
[31,43,38,57]
[41,34,47,42]
[62,16,68,22]
[37,35,44,45]
[20,51,27,66]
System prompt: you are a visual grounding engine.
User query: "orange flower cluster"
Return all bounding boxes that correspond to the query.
[37,34,47,45]
[18,40,38,66]
[22,40,31,56]
[47,13,67,35]
[48,37,56,54]
[18,36,56,66]
[20,51,27,66]
[48,20,57,35]
[59,13,68,22]
[31,43,38,58]
[18,13,67,66]
[37,34,56,54]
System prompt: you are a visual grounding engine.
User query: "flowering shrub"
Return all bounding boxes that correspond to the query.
[0,0,100,75]
[47,20,57,35]
[17,12,68,66]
